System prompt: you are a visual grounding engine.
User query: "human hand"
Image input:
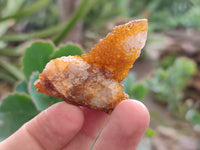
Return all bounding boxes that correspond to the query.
[0,99,149,150]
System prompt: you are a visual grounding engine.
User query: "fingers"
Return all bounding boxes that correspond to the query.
[0,99,149,150]
[63,108,108,150]
[93,100,150,150]
[0,102,84,150]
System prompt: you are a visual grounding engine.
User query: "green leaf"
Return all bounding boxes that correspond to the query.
[15,80,29,94]
[145,128,156,137]
[123,72,136,95]
[0,93,39,141]
[186,109,200,125]
[159,54,177,69]
[29,72,62,111]
[132,84,147,100]
[23,41,54,81]
[146,57,197,111]
[51,43,83,59]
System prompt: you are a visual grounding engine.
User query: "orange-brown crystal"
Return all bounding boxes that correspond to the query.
[81,19,148,82]
[34,19,148,113]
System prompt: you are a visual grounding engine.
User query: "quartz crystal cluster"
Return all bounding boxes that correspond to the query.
[34,19,148,113]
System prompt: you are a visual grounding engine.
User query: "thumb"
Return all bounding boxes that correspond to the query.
[0,102,84,150]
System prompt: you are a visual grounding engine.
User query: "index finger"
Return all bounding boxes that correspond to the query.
[93,100,150,150]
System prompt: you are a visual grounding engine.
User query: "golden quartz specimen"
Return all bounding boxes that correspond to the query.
[34,19,148,113]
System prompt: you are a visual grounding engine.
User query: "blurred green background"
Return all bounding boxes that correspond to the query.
[0,0,200,149]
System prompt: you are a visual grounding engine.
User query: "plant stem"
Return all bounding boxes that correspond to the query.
[0,0,51,22]
[0,72,17,84]
[0,0,93,42]
[0,48,22,57]
[0,59,24,80]
[0,23,66,42]
[54,0,91,45]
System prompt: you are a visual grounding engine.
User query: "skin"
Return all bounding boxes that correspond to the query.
[0,99,149,150]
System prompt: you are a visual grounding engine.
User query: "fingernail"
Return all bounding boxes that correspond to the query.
[130,99,147,109]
